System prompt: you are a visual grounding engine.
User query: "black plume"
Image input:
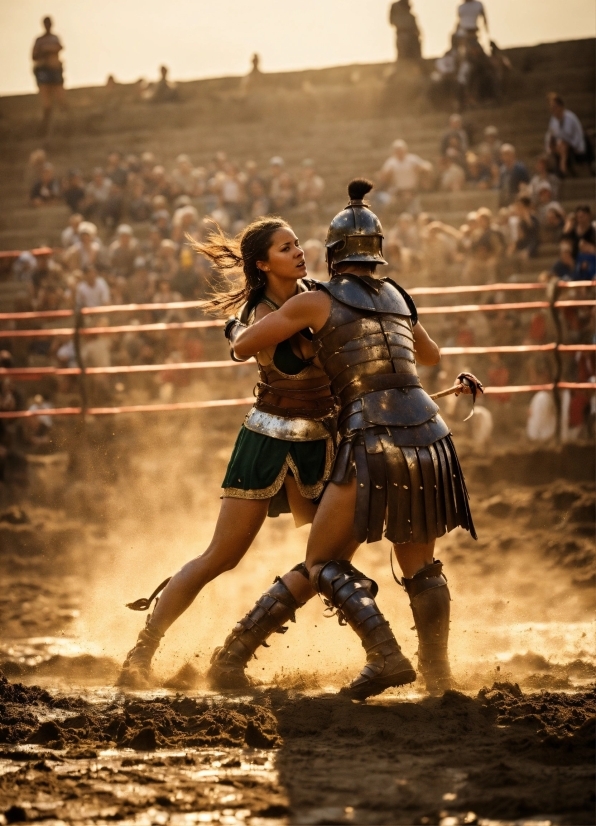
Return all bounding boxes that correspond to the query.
[348,178,373,201]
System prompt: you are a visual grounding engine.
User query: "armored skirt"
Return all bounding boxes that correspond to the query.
[330,428,476,545]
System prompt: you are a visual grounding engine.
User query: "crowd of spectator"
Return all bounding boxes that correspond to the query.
[3,92,594,450]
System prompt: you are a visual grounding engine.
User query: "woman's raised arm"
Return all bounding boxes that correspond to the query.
[233,291,330,359]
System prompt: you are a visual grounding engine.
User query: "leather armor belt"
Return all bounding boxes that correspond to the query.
[245,407,333,441]
[339,373,421,407]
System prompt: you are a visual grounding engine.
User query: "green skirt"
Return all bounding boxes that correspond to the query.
[222,425,334,511]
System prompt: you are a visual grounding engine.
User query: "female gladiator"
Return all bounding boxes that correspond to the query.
[117,218,337,689]
[226,180,481,699]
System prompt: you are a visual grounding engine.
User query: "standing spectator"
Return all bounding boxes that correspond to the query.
[62,169,86,213]
[440,114,469,159]
[456,0,488,40]
[75,266,110,310]
[389,0,422,61]
[378,139,432,214]
[498,144,530,207]
[30,163,60,207]
[562,206,596,257]
[31,16,66,135]
[545,94,587,177]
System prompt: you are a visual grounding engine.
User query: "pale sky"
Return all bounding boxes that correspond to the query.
[1,0,594,96]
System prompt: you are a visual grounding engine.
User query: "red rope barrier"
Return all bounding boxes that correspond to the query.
[0,397,255,419]
[0,319,225,339]
[0,359,255,378]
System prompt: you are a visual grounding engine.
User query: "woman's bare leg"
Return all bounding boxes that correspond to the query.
[149,497,270,634]
[281,475,318,603]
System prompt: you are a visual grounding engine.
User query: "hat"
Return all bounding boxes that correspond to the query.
[269,156,284,166]
[116,224,133,235]
[78,222,97,237]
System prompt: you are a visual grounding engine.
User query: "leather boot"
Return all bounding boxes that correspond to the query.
[116,616,163,689]
[207,575,302,690]
[402,559,452,696]
[312,560,416,700]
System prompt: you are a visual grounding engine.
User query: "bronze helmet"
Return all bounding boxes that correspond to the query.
[325,179,388,274]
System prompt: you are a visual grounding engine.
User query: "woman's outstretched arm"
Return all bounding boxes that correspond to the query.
[234,291,330,359]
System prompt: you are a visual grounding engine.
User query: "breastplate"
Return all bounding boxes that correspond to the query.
[312,275,448,441]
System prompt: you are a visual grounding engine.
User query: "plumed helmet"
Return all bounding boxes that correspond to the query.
[325,179,387,273]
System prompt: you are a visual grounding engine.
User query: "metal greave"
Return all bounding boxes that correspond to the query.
[402,559,452,693]
[210,576,302,672]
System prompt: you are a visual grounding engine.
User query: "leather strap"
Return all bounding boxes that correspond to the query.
[339,372,421,406]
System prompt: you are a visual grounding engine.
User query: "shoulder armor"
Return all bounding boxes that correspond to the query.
[385,278,418,326]
[317,273,412,317]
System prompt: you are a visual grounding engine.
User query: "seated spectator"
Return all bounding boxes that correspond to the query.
[128,180,152,222]
[64,221,101,270]
[542,202,566,244]
[30,163,60,207]
[154,239,179,281]
[394,212,420,250]
[105,151,128,188]
[440,148,466,192]
[302,238,327,279]
[297,159,325,213]
[529,155,559,204]
[270,171,296,212]
[75,265,110,310]
[148,165,173,201]
[463,207,503,283]
[476,125,501,164]
[465,151,492,189]
[109,224,139,278]
[545,93,587,177]
[61,213,83,248]
[27,148,48,188]
[498,144,530,207]
[172,204,200,244]
[142,226,164,271]
[509,196,539,260]
[152,278,183,321]
[440,113,469,160]
[562,205,596,257]
[127,257,155,304]
[62,169,86,213]
[82,168,112,222]
[219,163,244,224]
[378,139,432,214]
[548,240,575,282]
[247,178,270,220]
[171,154,196,197]
[103,181,125,229]
[574,239,596,281]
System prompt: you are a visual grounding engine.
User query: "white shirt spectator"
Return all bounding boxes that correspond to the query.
[381,153,431,192]
[457,0,485,31]
[545,110,586,154]
[527,390,557,441]
[75,275,110,310]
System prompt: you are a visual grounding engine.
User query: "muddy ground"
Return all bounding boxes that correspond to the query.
[0,419,594,826]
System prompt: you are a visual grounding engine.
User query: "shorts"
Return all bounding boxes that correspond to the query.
[34,67,64,87]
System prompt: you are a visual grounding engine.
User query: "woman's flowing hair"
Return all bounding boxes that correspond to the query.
[189,217,290,316]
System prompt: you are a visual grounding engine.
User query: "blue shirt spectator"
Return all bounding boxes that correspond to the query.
[498,144,530,207]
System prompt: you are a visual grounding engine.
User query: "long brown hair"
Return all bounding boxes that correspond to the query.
[190,217,290,315]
